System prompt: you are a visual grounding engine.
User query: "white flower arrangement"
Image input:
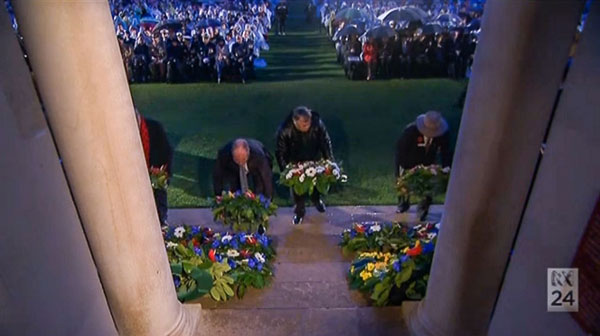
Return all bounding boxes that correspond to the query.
[166,242,178,249]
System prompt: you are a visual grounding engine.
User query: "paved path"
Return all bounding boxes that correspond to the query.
[168,205,444,335]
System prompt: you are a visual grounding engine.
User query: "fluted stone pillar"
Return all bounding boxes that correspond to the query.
[404,0,586,335]
[11,1,198,335]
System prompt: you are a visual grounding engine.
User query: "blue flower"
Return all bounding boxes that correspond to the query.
[400,255,410,263]
[191,226,201,235]
[228,259,237,269]
[216,254,223,263]
[212,240,221,248]
[422,242,435,254]
[258,235,269,247]
[173,275,181,289]
[234,190,242,197]
[231,239,239,249]
[257,262,263,271]
[393,261,401,272]
[194,247,203,256]
[350,231,357,238]
[248,258,256,269]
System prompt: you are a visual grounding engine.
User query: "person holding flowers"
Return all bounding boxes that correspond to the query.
[395,111,452,214]
[136,109,173,226]
[276,106,335,225]
[213,138,274,199]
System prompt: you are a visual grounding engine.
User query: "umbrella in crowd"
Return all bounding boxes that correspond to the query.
[140,17,159,30]
[434,13,463,27]
[335,8,368,23]
[198,18,222,28]
[153,19,183,34]
[333,24,364,40]
[378,6,429,24]
[364,25,396,39]
[422,23,443,35]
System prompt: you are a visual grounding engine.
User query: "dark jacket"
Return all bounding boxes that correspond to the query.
[275,111,334,171]
[394,123,452,176]
[213,139,274,198]
[145,118,174,175]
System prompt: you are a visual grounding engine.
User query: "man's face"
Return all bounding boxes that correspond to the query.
[233,148,249,166]
[293,117,311,133]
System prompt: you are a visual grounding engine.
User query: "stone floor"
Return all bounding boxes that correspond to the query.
[168,205,444,336]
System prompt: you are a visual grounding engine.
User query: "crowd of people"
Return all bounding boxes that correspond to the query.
[316,0,484,80]
[110,0,274,84]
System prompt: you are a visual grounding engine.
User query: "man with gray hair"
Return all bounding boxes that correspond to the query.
[276,106,335,225]
[213,138,274,199]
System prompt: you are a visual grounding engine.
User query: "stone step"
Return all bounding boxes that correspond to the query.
[195,306,409,336]
[195,278,369,310]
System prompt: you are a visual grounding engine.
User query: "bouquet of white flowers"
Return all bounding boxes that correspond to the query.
[279,159,348,196]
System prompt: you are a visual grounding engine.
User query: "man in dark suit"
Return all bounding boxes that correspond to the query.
[395,111,452,216]
[136,110,173,226]
[276,106,334,225]
[213,138,274,199]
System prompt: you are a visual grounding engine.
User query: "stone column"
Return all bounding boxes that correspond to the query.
[404,0,585,335]
[11,1,198,335]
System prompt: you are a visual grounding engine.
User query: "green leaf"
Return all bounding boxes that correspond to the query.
[253,274,265,289]
[223,283,235,297]
[170,263,183,275]
[190,268,213,292]
[182,261,194,274]
[237,284,247,298]
[210,286,221,301]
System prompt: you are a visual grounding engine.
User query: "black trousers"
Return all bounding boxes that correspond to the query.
[277,18,286,34]
[292,190,321,217]
[154,188,168,225]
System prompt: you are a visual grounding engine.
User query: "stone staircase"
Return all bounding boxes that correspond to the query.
[168,205,443,336]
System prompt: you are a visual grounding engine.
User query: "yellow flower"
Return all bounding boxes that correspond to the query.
[360,270,373,281]
[350,266,355,274]
[367,263,375,271]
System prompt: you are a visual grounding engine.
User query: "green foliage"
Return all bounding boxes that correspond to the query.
[150,166,169,191]
[211,190,278,232]
[397,165,450,200]
[339,222,410,256]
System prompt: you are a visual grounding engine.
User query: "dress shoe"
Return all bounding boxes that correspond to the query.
[315,200,326,213]
[292,215,303,225]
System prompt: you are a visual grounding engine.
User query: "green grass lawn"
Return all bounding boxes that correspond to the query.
[130,0,466,208]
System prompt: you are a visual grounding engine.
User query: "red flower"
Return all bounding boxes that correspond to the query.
[192,238,200,247]
[240,249,251,258]
[245,191,256,200]
[325,167,332,175]
[293,171,302,177]
[355,224,365,233]
[406,243,423,257]
[246,237,257,245]
[208,249,216,262]
[216,196,223,204]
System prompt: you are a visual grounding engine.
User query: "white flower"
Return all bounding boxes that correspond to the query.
[340,174,348,183]
[166,242,178,249]
[299,174,306,182]
[286,172,293,180]
[333,169,340,178]
[227,249,240,258]
[442,167,451,174]
[305,167,317,177]
[254,252,266,263]
[221,234,233,244]
[174,226,185,238]
[316,166,325,174]
[430,168,438,175]
[427,233,437,240]
[370,224,381,232]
